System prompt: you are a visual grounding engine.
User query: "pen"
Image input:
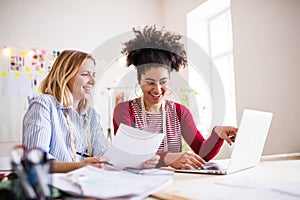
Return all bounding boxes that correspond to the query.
[76,152,113,166]
[76,152,91,158]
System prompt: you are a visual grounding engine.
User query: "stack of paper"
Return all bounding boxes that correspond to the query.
[104,123,164,169]
[49,165,173,199]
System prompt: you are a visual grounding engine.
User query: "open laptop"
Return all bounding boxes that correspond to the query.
[175,109,273,175]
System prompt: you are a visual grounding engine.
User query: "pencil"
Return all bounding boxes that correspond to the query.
[76,152,113,166]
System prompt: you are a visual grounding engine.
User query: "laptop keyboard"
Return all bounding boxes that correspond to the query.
[203,162,220,170]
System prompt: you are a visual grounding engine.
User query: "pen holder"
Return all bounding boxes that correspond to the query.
[9,146,57,200]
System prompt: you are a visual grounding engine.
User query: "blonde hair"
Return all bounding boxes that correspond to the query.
[40,50,96,112]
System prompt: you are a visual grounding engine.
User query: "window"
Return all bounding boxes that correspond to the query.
[187,0,236,133]
[209,8,236,126]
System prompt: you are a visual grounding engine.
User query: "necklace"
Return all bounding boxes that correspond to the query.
[141,95,168,152]
[65,109,91,161]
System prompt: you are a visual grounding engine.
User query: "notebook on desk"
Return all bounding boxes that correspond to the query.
[176,109,273,175]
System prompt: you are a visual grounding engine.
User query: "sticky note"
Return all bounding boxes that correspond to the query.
[41,50,46,55]
[21,51,27,57]
[39,69,45,74]
[1,71,8,77]
[25,67,31,72]
[14,71,21,77]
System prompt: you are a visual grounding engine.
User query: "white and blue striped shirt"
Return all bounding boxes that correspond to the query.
[22,94,107,162]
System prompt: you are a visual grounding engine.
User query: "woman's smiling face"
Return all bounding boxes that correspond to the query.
[140,66,170,105]
[68,58,96,103]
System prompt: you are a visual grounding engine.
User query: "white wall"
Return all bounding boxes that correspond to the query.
[0,0,162,156]
[161,0,300,156]
[231,0,300,155]
[0,0,162,52]
[160,0,206,35]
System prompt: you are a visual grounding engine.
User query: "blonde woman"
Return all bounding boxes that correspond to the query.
[22,50,109,172]
[23,50,159,172]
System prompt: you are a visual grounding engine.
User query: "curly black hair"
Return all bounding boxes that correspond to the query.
[121,25,187,81]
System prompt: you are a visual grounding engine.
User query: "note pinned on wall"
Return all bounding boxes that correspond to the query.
[40,49,46,55]
[1,71,8,77]
[28,73,33,78]
[10,49,15,56]
[14,71,21,77]
[2,74,32,96]
[20,51,26,57]
[25,67,31,72]
[38,69,45,74]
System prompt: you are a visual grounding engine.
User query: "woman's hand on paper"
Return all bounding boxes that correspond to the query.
[82,157,110,168]
[165,152,206,169]
[141,155,160,169]
[214,126,238,145]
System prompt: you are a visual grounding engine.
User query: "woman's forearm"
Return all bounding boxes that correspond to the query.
[50,161,85,173]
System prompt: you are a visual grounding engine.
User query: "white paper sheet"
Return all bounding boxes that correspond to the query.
[104,123,164,169]
[49,165,173,199]
[2,74,32,96]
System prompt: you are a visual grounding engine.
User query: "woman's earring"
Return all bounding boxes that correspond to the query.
[166,87,173,96]
[134,84,143,97]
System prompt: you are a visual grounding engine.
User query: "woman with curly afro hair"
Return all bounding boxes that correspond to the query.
[113,25,237,169]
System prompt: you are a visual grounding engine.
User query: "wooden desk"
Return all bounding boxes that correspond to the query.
[149,155,300,200]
